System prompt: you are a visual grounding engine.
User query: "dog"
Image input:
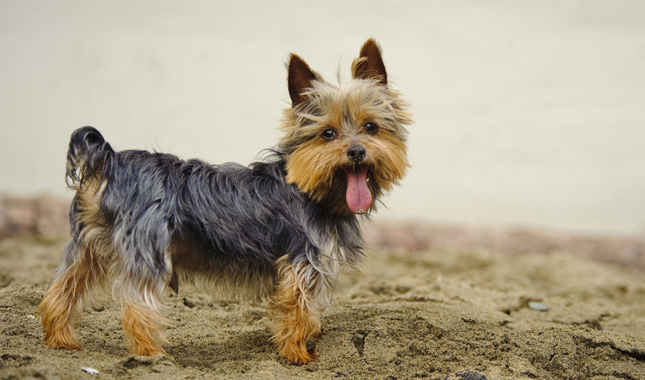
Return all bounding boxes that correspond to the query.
[38,38,410,364]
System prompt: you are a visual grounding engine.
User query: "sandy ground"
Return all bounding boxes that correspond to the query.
[0,235,644,380]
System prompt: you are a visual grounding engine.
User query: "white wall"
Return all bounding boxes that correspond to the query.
[1,0,644,235]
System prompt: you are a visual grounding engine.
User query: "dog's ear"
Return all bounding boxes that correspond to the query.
[288,54,319,107]
[352,38,387,86]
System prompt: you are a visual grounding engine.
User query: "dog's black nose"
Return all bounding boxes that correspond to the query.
[347,145,366,163]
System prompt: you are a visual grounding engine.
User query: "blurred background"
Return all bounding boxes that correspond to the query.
[1,0,644,237]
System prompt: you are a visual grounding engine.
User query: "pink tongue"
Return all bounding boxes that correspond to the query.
[344,167,372,214]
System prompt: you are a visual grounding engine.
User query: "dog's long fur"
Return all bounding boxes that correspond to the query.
[38,38,410,364]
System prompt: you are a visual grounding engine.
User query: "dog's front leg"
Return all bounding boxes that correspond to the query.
[270,255,323,365]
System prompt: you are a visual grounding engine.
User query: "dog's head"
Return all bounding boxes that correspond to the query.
[279,39,411,216]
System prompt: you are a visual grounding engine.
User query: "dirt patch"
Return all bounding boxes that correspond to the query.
[0,237,644,379]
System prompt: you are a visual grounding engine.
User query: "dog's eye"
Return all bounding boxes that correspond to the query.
[364,122,379,134]
[321,129,338,140]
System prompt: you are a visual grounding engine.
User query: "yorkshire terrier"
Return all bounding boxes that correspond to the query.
[38,38,410,364]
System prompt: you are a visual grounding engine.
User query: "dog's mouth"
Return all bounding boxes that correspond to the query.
[343,165,372,215]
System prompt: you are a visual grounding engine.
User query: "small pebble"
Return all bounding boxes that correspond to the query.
[81,367,99,375]
[443,370,488,380]
[183,297,195,308]
[528,301,549,312]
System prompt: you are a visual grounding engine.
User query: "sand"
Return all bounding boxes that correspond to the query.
[1,235,644,380]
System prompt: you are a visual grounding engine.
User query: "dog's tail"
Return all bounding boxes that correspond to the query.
[66,126,114,191]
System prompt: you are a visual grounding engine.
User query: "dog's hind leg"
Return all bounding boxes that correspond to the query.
[119,278,169,356]
[115,220,173,356]
[38,239,108,350]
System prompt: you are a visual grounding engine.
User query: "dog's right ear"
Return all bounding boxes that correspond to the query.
[288,54,319,107]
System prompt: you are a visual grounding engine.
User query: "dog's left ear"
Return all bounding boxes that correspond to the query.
[352,38,387,86]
